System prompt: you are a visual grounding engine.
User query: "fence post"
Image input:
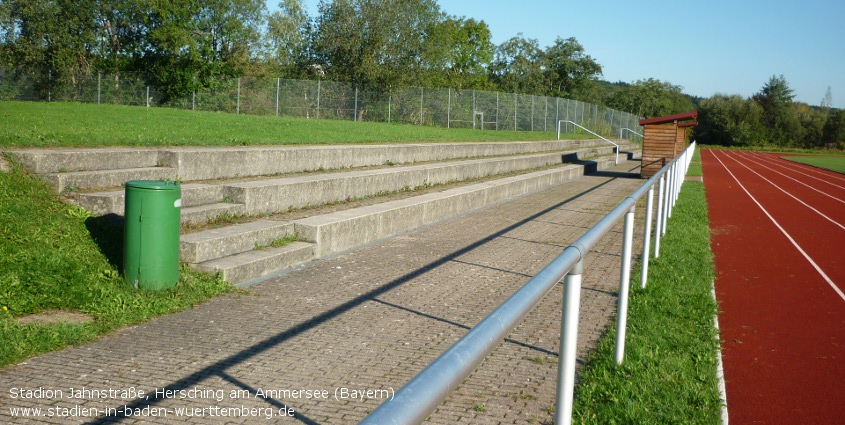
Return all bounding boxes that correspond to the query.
[236,77,240,114]
[640,184,655,288]
[192,91,196,111]
[316,79,321,119]
[145,86,149,107]
[388,94,392,123]
[419,87,424,126]
[495,92,499,130]
[514,93,518,131]
[555,259,584,425]
[447,88,451,128]
[614,205,636,365]
[97,73,101,104]
[276,78,280,117]
[654,174,666,257]
[354,86,358,122]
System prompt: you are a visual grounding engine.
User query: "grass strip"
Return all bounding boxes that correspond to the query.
[0,158,234,368]
[572,179,723,424]
[782,155,845,173]
[0,101,577,148]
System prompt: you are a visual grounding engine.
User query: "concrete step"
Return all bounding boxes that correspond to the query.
[180,220,295,263]
[181,202,246,225]
[227,144,630,215]
[43,167,176,192]
[187,150,636,285]
[10,148,160,173]
[66,143,635,222]
[190,241,316,284]
[73,183,227,216]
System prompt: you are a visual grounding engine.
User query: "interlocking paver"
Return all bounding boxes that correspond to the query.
[0,163,650,424]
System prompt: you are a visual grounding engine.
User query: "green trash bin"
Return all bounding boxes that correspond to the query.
[123,180,182,290]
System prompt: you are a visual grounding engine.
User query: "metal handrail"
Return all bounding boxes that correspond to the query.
[360,142,696,425]
[620,127,644,139]
[557,120,620,164]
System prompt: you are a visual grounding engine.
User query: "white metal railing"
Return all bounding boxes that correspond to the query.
[557,120,620,164]
[359,142,697,425]
[620,127,644,139]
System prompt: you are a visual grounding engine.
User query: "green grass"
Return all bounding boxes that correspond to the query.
[572,179,723,424]
[0,101,575,148]
[783,155,845,173]
[0,158,234,368]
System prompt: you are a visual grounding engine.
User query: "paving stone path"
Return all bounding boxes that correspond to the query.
[1,163,648,425]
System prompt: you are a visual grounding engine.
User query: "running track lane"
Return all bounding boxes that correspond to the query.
[702,149,845,424]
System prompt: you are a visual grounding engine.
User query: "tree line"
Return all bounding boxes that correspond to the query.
[1,0,841,148]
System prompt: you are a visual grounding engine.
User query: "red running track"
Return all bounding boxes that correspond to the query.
[702,149,845,424]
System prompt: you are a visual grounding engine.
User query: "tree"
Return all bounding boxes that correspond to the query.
[606,78,694,118]
[823,109,845,148]
[435,17,493,89]
[314,0,445,88]
[695,94,766,147]
[139,0,266,102]
[266,0,313,78]
[752,75,800,145]
[488,33,546,95]
[0,0,99,98]
[543,37,601,100]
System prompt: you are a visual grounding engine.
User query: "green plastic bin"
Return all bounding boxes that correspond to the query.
[123,180,182,290]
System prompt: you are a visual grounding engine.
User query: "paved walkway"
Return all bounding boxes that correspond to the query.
[1,163,647,425]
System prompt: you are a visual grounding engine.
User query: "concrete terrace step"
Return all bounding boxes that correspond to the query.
[68,143,634,222]
[11,147,161,173]
[45,167,177,192]
[184,151,633,284]
[190,242,316,284]
[180,220,295,263]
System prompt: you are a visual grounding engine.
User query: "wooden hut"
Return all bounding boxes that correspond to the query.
[639,111,698,178]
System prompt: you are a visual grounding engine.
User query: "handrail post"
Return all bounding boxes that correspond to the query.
[654,174,666,257]
[555,259,584,425]
[614,205,635,365]
[640,184,655,288]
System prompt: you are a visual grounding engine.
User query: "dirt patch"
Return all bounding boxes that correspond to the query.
[14,310,94,326]
[0,154,10,172]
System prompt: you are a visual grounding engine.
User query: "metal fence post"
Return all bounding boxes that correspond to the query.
[236,77,240,114]
[447,88,451,128]
[388,94,392,123]
[275,78,280,117]
[192,91,196,111]
[614,205,636,365]
[145,86,149,107]
[640,184,655,288]
[97,73,101,104]
[354,86,358,121]
[654,174,666,257]
[316,78,321,119]
[555,259,584,425]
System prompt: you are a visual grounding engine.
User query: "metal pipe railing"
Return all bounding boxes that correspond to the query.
[556,120,620,164]
[620,127,644,140]
[360,142,697,425]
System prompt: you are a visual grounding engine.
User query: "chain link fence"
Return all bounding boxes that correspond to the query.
[0,68,643,141]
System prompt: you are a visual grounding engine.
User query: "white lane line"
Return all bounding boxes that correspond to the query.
[733,152,845,204]
[711,279,730,425]
[749,152,845,186]
[709,150,845,303]
[722,151,845,230]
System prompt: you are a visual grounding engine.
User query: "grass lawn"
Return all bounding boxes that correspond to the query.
[572,172,723,424]
[0,101,577,148]
[783,155,845,173]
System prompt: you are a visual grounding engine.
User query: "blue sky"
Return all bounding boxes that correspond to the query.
[271,0,845,108]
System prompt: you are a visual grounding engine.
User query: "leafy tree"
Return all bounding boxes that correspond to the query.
[543,37,601,100]
[0,0,99,97]
[266,0,313,78]
[314,0,445,89]
[606,78,694,118]
[488,33,546,95]
[139,0,266,102]
[823,108,845,148]
[435,17,493,89]
[752,74,801,145]
[695,94,766,146]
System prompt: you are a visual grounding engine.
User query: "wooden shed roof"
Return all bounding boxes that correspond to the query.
[638,111,698,126]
